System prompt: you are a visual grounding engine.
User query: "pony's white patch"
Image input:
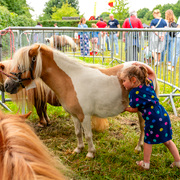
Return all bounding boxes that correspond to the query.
[52,51,125,117]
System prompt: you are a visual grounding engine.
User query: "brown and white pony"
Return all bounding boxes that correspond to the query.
[0,60,109,131]
[0,110,67,180]
[4,43,158,158]
[49,35,77,52]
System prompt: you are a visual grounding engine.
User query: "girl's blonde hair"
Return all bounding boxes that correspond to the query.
[79,17,86,24]
[165,9,176,23]
[120,65,151,86]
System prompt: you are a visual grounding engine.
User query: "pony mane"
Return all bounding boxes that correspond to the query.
[0,111,67,180]
[11,44,42,79]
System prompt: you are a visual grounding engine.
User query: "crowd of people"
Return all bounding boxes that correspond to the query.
[77,9,180,71]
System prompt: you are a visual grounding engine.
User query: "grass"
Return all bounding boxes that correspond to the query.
[1,45,180,179]
[2,102,180,179]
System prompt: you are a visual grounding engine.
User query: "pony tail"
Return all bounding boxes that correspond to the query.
[139,66,151,85]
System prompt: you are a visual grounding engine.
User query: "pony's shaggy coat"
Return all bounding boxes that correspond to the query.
[0,111,66,180]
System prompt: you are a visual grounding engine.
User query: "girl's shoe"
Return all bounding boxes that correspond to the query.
[170,161,180,168]
[136,160,150,170]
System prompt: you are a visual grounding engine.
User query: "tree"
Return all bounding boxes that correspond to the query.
[173,0,180,19]
[99,12,110,20]
[0,0,32,18]
[137,8,149,19]
[113,0,129,20]
[43,0,79,17]
[51,2,78,20]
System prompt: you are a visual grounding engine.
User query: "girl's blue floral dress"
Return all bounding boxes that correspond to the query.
[129,79,172,144]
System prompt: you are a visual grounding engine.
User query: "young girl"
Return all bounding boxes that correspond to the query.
[118,62,180,170]
[90,23,99,55]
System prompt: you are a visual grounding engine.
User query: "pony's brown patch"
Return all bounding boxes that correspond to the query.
[40,45,85,122]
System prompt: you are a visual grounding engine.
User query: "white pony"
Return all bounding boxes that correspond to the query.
[4,43,158,158]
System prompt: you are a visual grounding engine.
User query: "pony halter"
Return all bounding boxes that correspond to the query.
[2,56,36,88]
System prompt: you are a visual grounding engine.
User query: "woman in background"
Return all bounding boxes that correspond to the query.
[78,17,90,56]
[150,9,167,66]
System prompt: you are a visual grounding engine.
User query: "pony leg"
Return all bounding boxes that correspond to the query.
[35,101,47,127]
[135,112,145,152]
[42,103,51,126]
[81,115,96,158]
[72,116,84,154]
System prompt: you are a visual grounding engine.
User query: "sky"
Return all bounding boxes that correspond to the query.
[26,0,178,20]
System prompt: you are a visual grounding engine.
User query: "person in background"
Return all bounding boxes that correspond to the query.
[108,14,120,56]
[54,23,59,35]
[171,16,180,71]
[90,23,99,54]
[34,22,42,43]
[150,9,167,66]
[122,10,143,61]
[96,17,107,52]
[104,20,111,51]
[118,62,180,170]
[78,17,90,56]
[163,9,180,72]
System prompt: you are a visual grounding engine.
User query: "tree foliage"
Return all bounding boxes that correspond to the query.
[51,2,79,20]
[113,0,129,20]
[43,0,79,18]
[0,6,35,29]
[0,0,32,18]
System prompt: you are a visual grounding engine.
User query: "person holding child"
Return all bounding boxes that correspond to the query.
[118,62,180,170]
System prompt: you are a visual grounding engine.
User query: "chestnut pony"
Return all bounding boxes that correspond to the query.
[0,60,109,131]
[0,110,66,180]
[4,43,158,158]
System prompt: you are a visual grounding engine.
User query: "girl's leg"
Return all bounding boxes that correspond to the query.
[144,143,152,163]
[164,140,180,162]
[136,143,152,169]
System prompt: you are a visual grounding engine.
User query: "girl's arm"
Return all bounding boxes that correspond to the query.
[125,107,138,113]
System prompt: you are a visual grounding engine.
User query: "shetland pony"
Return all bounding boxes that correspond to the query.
[0,110,66,180]
[4,43,158,158]
[0,60,109,131]
[49,35,77,52]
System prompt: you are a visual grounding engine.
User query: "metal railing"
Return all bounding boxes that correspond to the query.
[0,26,180,115]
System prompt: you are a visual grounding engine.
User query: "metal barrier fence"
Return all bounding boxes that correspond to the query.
[0,27,180,116]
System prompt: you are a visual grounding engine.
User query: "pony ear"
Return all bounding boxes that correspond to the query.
[19,111,32,120]
[29,44,41,57]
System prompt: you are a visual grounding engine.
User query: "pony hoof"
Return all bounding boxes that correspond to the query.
[86,152,95,158]
[37,123,45,128]
[135,146,142,153]
[73,147,82,154]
